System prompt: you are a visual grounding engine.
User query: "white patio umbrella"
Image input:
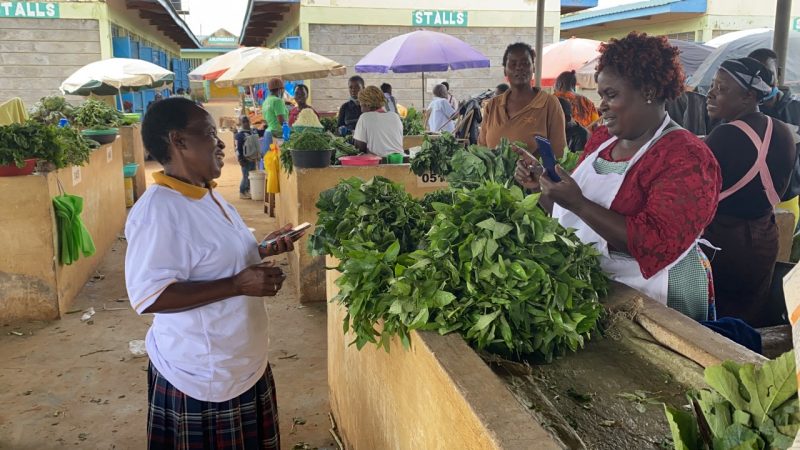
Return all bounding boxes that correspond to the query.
[60,58,174,96]
[189,46,268,81]
[214,48,346,87]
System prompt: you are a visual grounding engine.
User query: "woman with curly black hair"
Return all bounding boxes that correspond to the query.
[515,32,721,321]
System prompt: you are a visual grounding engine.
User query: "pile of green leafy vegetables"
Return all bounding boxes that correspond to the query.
[0,121,95,168]
[664,350,800,450]
[73,99,123,130]
[414,137,583,188]
[402,107,425,136]
[409,132,462,177]
[309,176,607,360]
[280,129,335,174]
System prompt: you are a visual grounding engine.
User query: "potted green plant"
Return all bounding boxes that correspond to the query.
[74,99,123,145]
[0,121,94,176]
[282,129,335,171]
[28,95,75,126]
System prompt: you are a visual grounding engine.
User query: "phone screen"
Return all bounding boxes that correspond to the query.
[259,223,311,249]
[535,136,561,182]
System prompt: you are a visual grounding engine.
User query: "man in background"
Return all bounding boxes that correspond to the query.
[442,81,458,111]
[338,75,364,136]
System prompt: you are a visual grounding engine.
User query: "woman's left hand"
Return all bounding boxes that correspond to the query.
[539,166,586,212]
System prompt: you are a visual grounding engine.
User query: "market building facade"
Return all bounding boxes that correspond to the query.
[561,0,800,43]
[0,0,199,110]
[239,0,589,112]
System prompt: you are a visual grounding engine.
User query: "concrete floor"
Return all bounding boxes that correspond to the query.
[0,101,333,450]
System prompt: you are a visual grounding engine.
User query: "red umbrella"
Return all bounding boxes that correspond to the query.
[538,38,603,87]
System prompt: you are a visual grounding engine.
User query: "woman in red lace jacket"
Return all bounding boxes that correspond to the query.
[515,32,721,321]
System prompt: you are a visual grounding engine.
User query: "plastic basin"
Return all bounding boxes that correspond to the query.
[339,155,381,166]
[123,163,139,178]
[0,159,36,177]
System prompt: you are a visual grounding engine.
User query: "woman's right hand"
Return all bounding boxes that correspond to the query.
[233,261,286,297]
[512,145,543,192]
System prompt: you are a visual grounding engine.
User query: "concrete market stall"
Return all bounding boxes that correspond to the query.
[0,140,126,322]
[119,124,147,200]
[276,164,447,303]
[326,256,765,449]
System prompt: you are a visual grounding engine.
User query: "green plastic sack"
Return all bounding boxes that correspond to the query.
[52,193,95,265]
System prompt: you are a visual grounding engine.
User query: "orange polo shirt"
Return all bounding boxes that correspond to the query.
[479,89,567,157]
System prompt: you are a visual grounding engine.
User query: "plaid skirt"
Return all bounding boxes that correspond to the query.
[147,363,280,450]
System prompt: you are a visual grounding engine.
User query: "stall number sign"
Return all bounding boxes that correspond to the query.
[106,146,113,163]
[71,166,81,186]
[0,2,60,18]
[412,10,468,28]
[416,172,448,188]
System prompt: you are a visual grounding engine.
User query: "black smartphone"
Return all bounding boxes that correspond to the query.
[535,136,560,182]
[259,222,311,249]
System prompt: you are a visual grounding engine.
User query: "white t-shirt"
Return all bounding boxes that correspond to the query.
[125,178,269,402]
[353,110,403,157]
[428,98,456,133]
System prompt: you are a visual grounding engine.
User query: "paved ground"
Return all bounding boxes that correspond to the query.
[0,101,333,450]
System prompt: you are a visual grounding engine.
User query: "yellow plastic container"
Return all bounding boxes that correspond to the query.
[124,177,134,207]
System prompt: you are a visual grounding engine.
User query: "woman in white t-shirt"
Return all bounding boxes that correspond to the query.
[353,85,403,157]
[428,84,457,133]
[126,97,303,449]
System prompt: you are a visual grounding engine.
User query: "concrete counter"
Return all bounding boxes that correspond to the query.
[276,164,445,303]
[325,256,764,449]
[0,139,126,322]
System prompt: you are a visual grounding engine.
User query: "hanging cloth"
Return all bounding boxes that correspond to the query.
[52,180,96,265]
[265,144,281,194]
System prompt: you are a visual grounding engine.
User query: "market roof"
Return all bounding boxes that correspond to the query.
[561,0,707,31]
[239,0,300,46]
[561,0,599,14]
[125,0,201,48]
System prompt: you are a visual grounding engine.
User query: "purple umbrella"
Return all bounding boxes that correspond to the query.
[355,30,490,104]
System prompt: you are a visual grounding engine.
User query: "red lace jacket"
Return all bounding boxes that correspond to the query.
[577,126,721,278]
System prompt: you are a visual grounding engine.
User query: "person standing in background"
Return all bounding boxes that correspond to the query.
[427,84,456,133]
[262,78,288,139]
[556,97,590,153]
[442,81,458,111]
[338,75,365,136]
[288,85,318,127]
[747,48,800,229]
[381,83,398,114]
[703,57,796,326]
[479,42,566,157]
[554,70,600,129]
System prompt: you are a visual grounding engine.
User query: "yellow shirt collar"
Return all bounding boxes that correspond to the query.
[152,170,217,200]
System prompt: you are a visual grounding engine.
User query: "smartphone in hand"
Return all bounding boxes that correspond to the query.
[535,136,561,182]
[259,222,311,249]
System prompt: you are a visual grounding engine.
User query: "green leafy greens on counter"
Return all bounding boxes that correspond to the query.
[402,107,425,136]
[664,350,800,450]
[409,132,462,177]
[309,176,607,360]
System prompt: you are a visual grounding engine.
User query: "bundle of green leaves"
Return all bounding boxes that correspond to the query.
[447,139,583,189]
[447,138,521,188]
[29,95,75,126]
[409,132,462,176]
[664,350,800,450]
[403,183,606,359]
[74,99,123,130]
[331,136,360,163]
[308,177,430,350]
[320,116,338,134]
[280,129,335,174]
[310,176,607,360]
[0,121,94,168]
[402,107,425,136]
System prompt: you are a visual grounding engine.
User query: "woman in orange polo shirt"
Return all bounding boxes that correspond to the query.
[479,42,567,157]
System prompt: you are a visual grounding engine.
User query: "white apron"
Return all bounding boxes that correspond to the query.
[552,115,698,304]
